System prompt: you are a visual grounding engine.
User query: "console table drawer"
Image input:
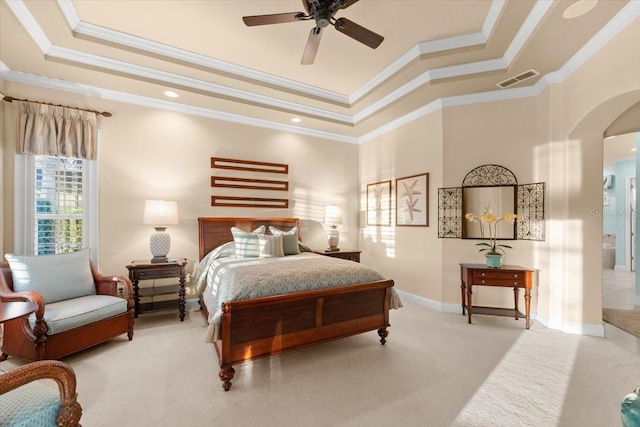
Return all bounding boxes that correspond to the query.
[135,267,181,279]
[474,277,523,286]
[473,271,522,280]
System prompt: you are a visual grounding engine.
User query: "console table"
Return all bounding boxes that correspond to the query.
[460,263,534,329]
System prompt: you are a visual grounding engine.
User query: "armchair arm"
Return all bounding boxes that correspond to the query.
[0,360,82,426]
[0,290,46,320]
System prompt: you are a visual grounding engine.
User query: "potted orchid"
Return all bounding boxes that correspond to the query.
[465,209,523,268]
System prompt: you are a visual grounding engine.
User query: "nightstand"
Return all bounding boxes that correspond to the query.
[314,249,361,263]
[126,258,188,321]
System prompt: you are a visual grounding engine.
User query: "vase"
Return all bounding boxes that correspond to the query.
[485,254,502,268]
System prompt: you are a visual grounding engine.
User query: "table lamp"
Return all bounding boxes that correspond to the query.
[143,200,179,263]
[323,205,343,252]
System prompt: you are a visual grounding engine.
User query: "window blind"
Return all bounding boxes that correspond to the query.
[34,156,84,255]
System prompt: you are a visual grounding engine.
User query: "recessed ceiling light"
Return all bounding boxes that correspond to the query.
[563,0,598,19]
[163,90,179,98]
[291,117,302,123]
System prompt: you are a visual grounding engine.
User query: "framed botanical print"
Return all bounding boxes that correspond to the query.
[396,173,429,226]
[367,180,391,226]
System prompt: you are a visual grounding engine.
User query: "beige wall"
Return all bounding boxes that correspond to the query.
[0,83,360,277]
[359,18,640,335]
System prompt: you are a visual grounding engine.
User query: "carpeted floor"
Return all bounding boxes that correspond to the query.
[603,308,640,338]
[2,300,640,426]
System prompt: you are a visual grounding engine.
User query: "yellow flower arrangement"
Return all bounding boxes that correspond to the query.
[465,209,524,255]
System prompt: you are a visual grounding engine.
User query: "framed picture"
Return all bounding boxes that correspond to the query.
[367,180,391,226]
[396,173,429,226]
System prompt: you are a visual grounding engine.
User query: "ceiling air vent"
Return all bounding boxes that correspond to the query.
[497,69,540,89]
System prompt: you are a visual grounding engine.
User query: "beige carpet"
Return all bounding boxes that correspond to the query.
[603,308,640,338]
[2,300,640,426]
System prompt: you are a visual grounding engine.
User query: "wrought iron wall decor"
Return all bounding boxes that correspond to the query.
[437,164,545,241]
[437,187,462,238]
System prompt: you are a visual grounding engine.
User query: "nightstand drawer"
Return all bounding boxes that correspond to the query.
[135,267,181,279]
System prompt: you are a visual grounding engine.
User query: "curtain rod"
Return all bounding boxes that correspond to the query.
[2,95,112,117]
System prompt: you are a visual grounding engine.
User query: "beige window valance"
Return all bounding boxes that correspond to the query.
[12,100,98,160]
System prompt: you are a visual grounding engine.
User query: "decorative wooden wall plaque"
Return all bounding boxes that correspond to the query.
[211,157,289,208]
[211,157,288,174]
[212,196,289,208]
[211,176,288,191]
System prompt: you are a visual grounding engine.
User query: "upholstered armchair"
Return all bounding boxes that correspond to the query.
[0,249,135,361]
[0,360,82,426]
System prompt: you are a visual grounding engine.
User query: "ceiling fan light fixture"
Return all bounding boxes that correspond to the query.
[563,0,598,20]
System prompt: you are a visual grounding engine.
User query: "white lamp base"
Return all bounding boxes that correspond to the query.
[150,227,171,262]
[326,226,339,252]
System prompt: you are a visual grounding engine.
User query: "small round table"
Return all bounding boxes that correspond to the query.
[0,301,38,323]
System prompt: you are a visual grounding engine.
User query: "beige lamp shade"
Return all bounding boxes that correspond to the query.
[143,200,178,262]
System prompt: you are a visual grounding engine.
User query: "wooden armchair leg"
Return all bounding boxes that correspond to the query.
[0,352,8,361]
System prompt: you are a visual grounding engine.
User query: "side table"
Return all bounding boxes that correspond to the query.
[126,259,188,321]
[313,249,361,263]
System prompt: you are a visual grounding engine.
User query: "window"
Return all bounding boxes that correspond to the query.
[15,154,98,260]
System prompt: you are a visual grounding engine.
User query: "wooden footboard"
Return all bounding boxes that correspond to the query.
[206,279,394,391]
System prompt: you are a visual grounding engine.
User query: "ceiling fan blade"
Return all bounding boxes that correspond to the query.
[301,27,322,65]
[340,0,360,9]
[334,17,384,49]
[242,12,305,26]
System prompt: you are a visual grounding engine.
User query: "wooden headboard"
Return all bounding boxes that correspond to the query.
[198,217,301,260]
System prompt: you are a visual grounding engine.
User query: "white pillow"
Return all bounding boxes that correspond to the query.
[258,234,284,258]
[5,248,96,304]
[231,225,266,258]
[269,226,300,255]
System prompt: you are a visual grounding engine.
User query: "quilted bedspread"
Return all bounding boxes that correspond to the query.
[194,244,400,342]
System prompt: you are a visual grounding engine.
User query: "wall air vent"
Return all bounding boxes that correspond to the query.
[497,69,540,89]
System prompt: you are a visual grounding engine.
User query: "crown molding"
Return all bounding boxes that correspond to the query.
[55,0,506,109]
[45,45,353,124]
[2,1,637,146]
[4,0,51,53]
[56,0,349,105]
[0,63,358,144]
[7,0,545,127]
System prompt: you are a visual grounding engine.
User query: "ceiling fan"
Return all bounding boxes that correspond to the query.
[242,0,384,65]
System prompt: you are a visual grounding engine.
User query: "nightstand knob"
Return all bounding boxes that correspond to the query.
[481,280,485,284]
[514,281,518,285]
[513,274,519,278]
[481,272,486,277]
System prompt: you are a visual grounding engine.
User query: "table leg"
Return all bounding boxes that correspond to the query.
[461,281,467,315]
[513,287,519,320]
[524,288,531,329]
[132,279,140,318]
[467,285,473,324]
[178,267,186,321]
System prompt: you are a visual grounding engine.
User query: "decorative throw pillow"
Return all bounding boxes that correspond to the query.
[269,226,300,255]
[5,248,96,304]
[231,225,266,258]
[258,234,284,258]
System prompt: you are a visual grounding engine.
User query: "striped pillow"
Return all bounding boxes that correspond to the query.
[269,226,300,255]
[258,234,284,258]
[231,226,266,258]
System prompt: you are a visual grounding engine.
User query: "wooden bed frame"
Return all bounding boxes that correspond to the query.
[198,217,395,391]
